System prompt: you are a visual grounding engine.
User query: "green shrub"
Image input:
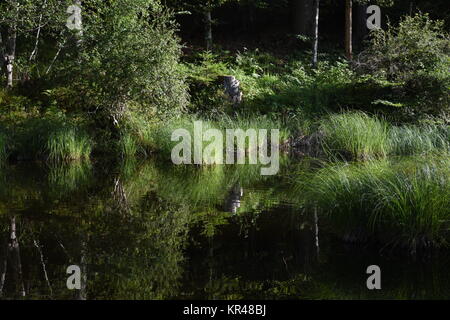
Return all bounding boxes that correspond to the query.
[67,0,188,124]
[358,13,450,116]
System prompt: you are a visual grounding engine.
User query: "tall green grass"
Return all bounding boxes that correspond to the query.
[300,158,450,251]
[389,124,450,156]
[319,112,450,160]
[320,112,391,160]
[2,117,93,162]
[142,114,288,162]
[47,127,92,162]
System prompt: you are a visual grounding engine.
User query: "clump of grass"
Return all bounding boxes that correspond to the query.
[219,114,291,143]
[320,112,391,160]
[145,114,287,162]
[301,158,450,251]
[389,124,450,156]
[46,127,92,162]
[119,133,139,158]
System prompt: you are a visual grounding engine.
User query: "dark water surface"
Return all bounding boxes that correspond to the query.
[0,159,449,299]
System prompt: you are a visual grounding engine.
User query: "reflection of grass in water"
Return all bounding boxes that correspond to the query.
[119,159,273,207]
[48,161,93,195]
[299,157,450,250]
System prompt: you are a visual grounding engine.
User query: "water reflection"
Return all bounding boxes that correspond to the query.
[0,158,449,299]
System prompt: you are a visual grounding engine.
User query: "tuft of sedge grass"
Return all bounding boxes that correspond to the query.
[46,127,92,162]
[388,124,450,156]
[144,114,287,162]
[119,133,139,158]
[320,112,391,161]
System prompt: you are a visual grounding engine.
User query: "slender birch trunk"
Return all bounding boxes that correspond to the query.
[312,0,320,67]
[345,0,353,60]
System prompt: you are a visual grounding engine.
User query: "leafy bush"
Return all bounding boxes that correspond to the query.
[67,0,189,125]
[183,52,230,114]
[357,13,450,116]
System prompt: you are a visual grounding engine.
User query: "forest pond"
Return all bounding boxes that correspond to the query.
[0,158,449,299]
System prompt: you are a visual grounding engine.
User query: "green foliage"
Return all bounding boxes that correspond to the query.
[358,13,450,116]
[144,114,289,160]
[183,52,230,114]
[67,0,188,123]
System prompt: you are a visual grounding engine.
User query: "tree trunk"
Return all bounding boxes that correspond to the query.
[292,0,314,37]
[345,0,353,60]
[312,0,320,67]
[5,1,18,88]
[5,28,16,88]
[204,10,213,51]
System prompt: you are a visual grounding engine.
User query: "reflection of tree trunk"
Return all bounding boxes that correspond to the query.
[314,208,320,258]
[0,233,7,296]
[208,237,214,300]
[34,239,53,298]
[77,237,87,300]
[8,216,25,297]
[113,177,130,214]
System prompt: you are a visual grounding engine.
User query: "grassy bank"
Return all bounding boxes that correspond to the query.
[0,115,93,163]
[319,112,450,161]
